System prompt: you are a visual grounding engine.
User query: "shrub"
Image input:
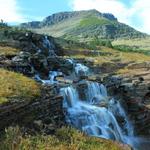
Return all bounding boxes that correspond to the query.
[89,38,113,49]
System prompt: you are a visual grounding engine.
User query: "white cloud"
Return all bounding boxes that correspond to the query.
[132,0,150,34]
[0,0,24,23]
[70,0,150,34]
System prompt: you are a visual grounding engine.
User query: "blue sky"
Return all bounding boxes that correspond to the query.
[0,0,150,34]
[18,0,71,21]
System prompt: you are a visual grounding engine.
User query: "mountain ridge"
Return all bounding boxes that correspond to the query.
[21,9,117,28]
[20,9,148,40]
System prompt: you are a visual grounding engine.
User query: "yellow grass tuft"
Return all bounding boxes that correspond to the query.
[0,68,40,104]
[0,126,130,150]
[0,46,20,56]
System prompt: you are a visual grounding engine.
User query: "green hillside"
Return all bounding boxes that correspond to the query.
[20,9,147,42]
[112,37,150,55]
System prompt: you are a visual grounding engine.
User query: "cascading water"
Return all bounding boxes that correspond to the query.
[35,71,62,85]
[43,36,52,49]
[75,63,89,76]
[33,53,149,149]
[60,82,134,143]
[60,62,140,149]
[43,36,56,56]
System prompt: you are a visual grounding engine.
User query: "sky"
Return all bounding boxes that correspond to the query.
[0,0,150,34]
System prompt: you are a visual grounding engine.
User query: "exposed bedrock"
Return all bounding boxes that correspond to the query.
[105,62,150,136]
[0,86,65,134]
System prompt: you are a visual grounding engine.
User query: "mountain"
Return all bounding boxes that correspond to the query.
[20,9,147,41]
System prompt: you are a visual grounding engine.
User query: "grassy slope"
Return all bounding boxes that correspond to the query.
[79,16,114,27]
[33,16,108,40]
[65,46,150,64]
[112,37,150,53]
[32,14,84,38]
[30,12,116,41]
[0,46,20,56]
[0,126,130,150]
[25,9,147,44]
[0,68,40,104]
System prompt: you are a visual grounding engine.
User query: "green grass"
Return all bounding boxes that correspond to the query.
[64,46,150,65]
[0,126,130,150]
[0,68,40,104]
[112,38,150,54]
[79,16,112,27]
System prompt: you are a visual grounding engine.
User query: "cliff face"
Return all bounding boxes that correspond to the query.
[103,62,150,136]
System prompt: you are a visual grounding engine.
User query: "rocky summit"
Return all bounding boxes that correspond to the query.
[20,9,147,40]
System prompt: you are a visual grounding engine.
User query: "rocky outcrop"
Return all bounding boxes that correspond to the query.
[64,49,111,57]
[0,54,73,78]
[105,63,150,136]
[20,9,117,28]
[1,31,62,56]
[0,85,65,133]
[127,62,150,70]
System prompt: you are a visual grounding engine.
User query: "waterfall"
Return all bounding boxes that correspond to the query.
[43,36,52,49]
[43,36,56,56]
[33,55,148,149]
[60,82,133,143]
[34,71,62,85]
[60,62,139,148]
[75,63,89,76]
[86,82,107,104]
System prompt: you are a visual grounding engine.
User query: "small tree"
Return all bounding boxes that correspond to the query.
[0,19,8,27]
[1,19,4,24]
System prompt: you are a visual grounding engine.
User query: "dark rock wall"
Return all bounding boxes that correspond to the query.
[106,75,150,136]
[2,31,62,56]
[0,86,65,133]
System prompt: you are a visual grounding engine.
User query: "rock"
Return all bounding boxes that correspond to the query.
[139,77,144,82]
[0,86,65,132]
[33,120,43,130]
[88,75,104,83]
[76,81,88,100]
[79,75,88,80]
[98,101,108,108]
[47,57,73,75]
[56,77,73,84]
[127,62,150,69]
[107,71,150,136]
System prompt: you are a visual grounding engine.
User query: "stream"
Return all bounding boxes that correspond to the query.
[34,38,150,150]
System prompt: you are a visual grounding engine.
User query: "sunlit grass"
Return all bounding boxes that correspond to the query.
[0,126,129,150]
[0,46,20,56]
[79,16,112,27]
[0,68,40,104]
[112,38,150,51]
[116,67,131,74]
[65,46,150,65]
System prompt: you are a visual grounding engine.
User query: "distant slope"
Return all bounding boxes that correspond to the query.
[20,9,147,41]
[112,37,150,55]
